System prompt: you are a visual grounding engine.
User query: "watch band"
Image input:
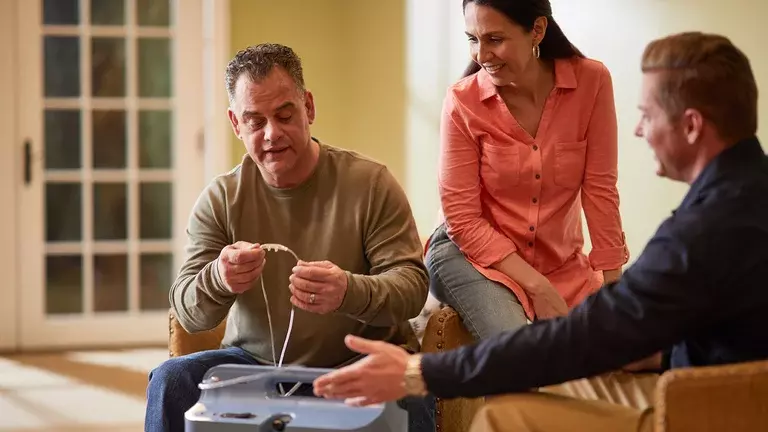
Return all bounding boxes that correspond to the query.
[403,354,428,397]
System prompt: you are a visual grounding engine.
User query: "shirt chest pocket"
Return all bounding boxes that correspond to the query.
[480,142,520,193]
[553,140,588,189]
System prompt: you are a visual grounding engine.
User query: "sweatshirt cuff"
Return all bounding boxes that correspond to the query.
[336,272,369,318]
[209,258,236,297]
[589,241,629,271]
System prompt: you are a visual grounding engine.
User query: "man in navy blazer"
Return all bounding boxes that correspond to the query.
[312,31,768,432]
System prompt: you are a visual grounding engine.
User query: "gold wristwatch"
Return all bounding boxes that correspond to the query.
[403,354,428,397]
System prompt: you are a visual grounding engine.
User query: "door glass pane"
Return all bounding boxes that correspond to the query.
[43,0,79,25]
[140,253,172,310]
[91,0,125,25]
[137,0,170,27]
[140,182,172,239]
[38,0,181,321]
[46,255,83,314]
[44,36,80,97]
[45,109,81,169]
[46,183,82,242]
[92,37,126,97]
[139,110,171,168]
[93,183,127,240]
[93,110,127,169]
[138,38,171,97]
[94,254,128,312]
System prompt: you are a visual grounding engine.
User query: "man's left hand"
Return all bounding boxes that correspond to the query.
[289,260,348,314]
[313,335,409,406]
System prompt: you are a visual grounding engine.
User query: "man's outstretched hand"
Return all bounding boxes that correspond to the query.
[313,335,410,406]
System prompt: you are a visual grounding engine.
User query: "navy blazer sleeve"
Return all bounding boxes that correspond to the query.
[421,216,723,399]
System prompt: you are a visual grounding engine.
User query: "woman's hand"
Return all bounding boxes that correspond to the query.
[603,268,623,284]
[491,252,569,319]
[529,277,569,320]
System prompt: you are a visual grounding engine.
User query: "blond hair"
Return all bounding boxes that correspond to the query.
[641,32,758,143]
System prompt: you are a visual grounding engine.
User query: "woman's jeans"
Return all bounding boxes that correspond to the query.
[425,224,528,340]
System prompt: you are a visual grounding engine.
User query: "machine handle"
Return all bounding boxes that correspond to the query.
[199,366,328,391]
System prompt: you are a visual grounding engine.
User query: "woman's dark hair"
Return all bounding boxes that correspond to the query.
[461,0,584,77]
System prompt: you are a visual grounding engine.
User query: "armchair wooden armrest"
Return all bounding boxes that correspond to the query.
[654,359,768,432]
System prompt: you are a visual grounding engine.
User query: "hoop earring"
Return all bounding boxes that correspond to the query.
[532,44,541,59]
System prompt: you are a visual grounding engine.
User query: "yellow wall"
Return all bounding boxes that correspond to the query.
[228,0,406,183]
[549,0,768,262]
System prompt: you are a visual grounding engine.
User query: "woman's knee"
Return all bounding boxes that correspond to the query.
[426,237,472,287]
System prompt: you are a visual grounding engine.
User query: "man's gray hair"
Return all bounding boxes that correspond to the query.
[225,43,306,104]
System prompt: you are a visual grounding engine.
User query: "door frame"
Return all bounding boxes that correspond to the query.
[0,0,19,352]
[203,0,233,182]
[12,0,222,351]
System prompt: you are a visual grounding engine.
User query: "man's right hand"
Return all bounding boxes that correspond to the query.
[622,351,663,372]
[217,242,266,293]
[530,278,569,320]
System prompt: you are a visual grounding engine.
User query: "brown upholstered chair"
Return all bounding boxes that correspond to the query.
[419,307,483,432]
[652,357,768,431]
[168,307,768,432]
[168,308,226,358]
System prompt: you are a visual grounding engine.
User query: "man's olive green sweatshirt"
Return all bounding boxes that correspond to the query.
[170,142,428,367]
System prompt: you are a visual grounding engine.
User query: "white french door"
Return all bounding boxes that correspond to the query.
[15,0,205,349]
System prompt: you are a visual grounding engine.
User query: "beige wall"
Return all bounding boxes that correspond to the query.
[228,0,407,183]
[549,0,768,263]
[407,0,768,259]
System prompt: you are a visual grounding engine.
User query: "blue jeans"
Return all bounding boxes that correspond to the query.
[426,224,528,340]
[144,346,435,432]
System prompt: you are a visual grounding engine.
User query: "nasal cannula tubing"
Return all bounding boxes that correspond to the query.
[199,243,302,397]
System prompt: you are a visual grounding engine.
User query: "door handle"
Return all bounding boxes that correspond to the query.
[23,140,31,185]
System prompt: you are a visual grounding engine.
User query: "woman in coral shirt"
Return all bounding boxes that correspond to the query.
[426,0,629,340]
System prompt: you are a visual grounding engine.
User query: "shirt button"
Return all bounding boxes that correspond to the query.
[532,197,538,204]
[535,174,541,180]
[529,226,535,232]
[528,241,533,247]
[533,145,539,151]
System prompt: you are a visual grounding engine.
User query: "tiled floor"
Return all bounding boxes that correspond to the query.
[0,348,168,432]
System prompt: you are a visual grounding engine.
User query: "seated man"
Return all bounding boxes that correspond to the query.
[312,32,768,431]
[144,43,432,432]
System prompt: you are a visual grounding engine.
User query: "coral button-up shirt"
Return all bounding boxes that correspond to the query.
[439,57,629,320]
